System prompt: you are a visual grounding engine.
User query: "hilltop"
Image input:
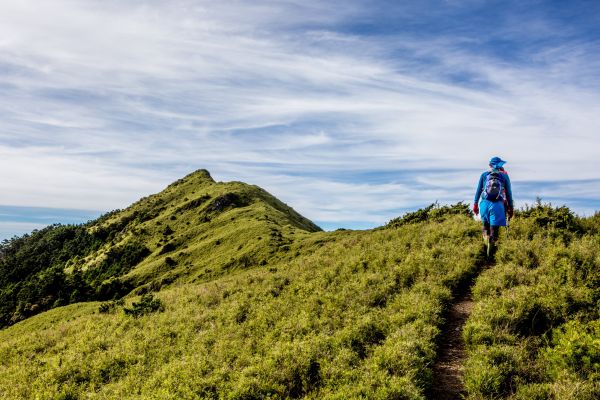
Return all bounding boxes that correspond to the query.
[86,168,321,290]
[0,172,598,399]
[0,169,320,327]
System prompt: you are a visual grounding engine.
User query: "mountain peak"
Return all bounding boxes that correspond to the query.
[189,168,214,181]
[181,168,215,183]
[165,168,215,191]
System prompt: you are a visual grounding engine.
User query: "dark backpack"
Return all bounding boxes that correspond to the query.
[483,171,504,201]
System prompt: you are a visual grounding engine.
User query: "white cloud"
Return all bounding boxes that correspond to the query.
[0,0,599,232]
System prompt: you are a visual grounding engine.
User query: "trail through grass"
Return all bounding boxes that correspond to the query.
[429,243,492,400]
[0,213,482,399]
[463,206,600,399]
[1,170,598,400]
[430,288,475,399]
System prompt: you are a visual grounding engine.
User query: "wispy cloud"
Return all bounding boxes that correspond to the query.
[0,0,599,236]
[0,205,102,241]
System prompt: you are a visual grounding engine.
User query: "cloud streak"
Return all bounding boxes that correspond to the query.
[0,205,102,241]
[0,0,599,236]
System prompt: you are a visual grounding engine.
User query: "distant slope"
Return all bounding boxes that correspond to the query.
[0,169,320,328]
[82,169,321,290]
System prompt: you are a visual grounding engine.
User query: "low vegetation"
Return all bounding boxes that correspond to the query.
[464,203,600,399]
[0,169,319,329]
[0,172,597,399]
[0,204,481,399]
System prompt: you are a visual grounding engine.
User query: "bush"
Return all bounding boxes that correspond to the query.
[464,344,526,398]
[517,199,581,233]
[387,202,471,228]
[95,278,132,301]
[123,294,165,317]
[165,257,177,267]
[544,319,600,381]
[98,298,124,314]
[87,242,151,283]
[345,318,387,359]
[159,242,177,255]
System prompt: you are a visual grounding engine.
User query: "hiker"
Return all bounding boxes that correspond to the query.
[473,156,514,246]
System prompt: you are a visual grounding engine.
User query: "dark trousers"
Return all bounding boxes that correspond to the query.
[482,223,499,241]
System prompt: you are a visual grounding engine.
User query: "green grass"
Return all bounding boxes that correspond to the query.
[463,205,600,399]
[0,212,481,399]
[89,170,322,290]
[1,172,598,399]
[0,170,321,327]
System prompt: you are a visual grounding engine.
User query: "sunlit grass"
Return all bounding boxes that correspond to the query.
[463,205,600,399]
[0,213,481,399]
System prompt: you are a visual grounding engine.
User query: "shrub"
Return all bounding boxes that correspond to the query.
[87,242,151,284]
[517,199,581,233]
[159,242,177,255]
[544,319,600,381]
[123,294,165,317]
[98,302,114,314]
[165,257,177,267]
[98,298,124,314]
[464,344,526,398]
[387,202,471,228]
[95,278,132,301]
[345,318,387,359]
[175,195,211,213]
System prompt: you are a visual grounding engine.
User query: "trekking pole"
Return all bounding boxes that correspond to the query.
[506,216,510,240]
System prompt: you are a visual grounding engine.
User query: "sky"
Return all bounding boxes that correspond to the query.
[1,0,599,239]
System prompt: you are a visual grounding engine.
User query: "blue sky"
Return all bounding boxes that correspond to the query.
[1,0,599,240]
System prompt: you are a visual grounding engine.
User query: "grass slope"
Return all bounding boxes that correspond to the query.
[1,171,598,399]
[86,169,322,289]
[0,169,321,327]
[0,210,482,399]
[464,204,600,399]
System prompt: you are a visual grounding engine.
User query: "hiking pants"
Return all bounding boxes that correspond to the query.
[482,223,500,242]
[479,199,507,226]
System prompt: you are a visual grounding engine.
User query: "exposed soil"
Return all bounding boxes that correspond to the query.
[429,252,494,400]
[429,290,474,399]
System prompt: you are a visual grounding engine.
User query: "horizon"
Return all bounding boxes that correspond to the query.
[1,169,596,241]
[1,1,599,240]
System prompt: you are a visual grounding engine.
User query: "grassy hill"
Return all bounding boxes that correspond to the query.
[0,169,320,327]
[0,172,598,399]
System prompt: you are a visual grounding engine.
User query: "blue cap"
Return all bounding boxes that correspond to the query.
[489,156,506,169]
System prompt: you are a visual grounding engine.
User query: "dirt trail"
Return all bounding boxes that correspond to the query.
[429,249,496,400]
[429,289,474,399]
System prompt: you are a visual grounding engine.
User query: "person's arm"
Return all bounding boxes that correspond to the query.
[474,172,485,204]
[504,174,514,209]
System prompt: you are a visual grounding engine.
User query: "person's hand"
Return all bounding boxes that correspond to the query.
[473,203,479,215]
[507,207,513,219]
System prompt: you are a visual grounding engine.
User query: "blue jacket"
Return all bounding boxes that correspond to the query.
[474,170,513,208]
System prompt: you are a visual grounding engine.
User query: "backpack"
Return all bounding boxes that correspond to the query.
[483,171,504,202]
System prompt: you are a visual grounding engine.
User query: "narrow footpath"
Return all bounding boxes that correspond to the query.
[428,253,493,400]
[429,289,474,399]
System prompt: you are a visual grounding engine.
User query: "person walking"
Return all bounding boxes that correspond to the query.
[473,156,514,251]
